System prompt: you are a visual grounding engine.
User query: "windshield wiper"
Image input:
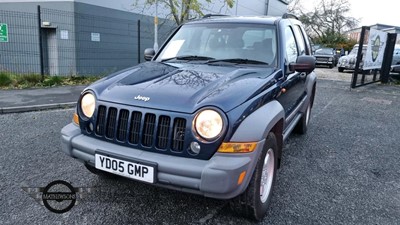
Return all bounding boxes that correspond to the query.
[207,58,269,65]
[161,55,215,62]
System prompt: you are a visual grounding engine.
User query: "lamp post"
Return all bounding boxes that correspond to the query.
[235,0,239,15]
[154,0,159,52]
[265,0,270,15]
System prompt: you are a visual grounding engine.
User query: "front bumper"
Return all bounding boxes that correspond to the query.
[338,58,363,70]
[61,123,263,199]
[316,60,334,66]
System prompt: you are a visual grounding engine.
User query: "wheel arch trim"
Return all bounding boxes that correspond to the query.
[229,100,285,143]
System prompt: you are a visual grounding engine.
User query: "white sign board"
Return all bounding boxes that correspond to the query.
[363,28,387,70]
[91,32,100,42]
[60,30,69,40]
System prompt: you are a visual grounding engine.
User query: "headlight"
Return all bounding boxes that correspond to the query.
[81,93,96,118]
[329,57,333,61]
[194,109,224,140]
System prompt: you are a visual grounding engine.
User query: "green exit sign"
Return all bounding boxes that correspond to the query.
[0,23,8,42]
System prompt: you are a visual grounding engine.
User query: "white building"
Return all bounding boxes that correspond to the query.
[0,0,289,18]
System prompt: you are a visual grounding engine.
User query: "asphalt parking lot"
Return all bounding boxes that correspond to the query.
[0,68,399,224]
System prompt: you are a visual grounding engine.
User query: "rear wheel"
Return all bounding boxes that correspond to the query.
[295,87,315,134]
[230,133,278,221]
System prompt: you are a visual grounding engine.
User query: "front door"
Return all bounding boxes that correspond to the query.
[277,25,307,125]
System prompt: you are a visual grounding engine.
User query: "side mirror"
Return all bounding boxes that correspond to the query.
[289,55,315,73]
[144,48,155,61]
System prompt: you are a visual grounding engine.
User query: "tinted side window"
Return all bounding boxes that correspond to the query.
[285,26,298,63]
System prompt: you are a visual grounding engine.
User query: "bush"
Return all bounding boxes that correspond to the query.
[0,72,103,89]
[24,74,42,83]
[15,74,42,88]
[42,76,63,86]
[0,72,12,87]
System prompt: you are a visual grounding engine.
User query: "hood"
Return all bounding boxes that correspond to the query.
[88,62,276,113]
[340,53,357,60]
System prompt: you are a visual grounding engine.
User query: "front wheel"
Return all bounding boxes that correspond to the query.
[338,67,344,72]
[229,133,278,221]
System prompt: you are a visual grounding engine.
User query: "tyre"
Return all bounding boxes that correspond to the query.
[229,133,278,221]
[338,67,344,72]
[85,164,118,179]
[329,64,333,69]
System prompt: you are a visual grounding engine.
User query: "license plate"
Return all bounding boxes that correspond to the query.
[95,154,155,183]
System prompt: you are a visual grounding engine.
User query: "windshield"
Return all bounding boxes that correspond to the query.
[349,46,367,55]
[156,23,277,65]
[315,48,333,55]
[349,47,358,55]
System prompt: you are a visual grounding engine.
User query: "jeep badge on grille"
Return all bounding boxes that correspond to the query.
[134,95,150,102]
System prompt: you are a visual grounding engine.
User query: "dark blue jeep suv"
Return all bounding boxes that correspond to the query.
[61,14,316,221]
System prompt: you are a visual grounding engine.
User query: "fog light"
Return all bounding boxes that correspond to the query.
[190,142,201,155]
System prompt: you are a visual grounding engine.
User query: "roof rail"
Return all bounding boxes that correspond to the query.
[202,14,229,19]
[282,13,298,20]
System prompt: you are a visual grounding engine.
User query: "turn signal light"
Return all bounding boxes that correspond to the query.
[73,113,79,125]
[237,171,247,185]
[217,142,257,153]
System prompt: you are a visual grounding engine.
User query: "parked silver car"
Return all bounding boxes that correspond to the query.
[337,44,367,72]
[391,45,400,73]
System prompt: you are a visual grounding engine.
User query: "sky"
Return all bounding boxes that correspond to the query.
[298,0,400,27]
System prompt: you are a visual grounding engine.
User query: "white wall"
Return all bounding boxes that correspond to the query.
[267,0,288,16]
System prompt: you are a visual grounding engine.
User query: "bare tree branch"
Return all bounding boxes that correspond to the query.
[292,0,358,39]
[136,0,235,25]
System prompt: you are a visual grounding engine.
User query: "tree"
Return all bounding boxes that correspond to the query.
[313,30,356,50]
[135,0,235,25]
[288,0,359,49]
[289,0,358,40]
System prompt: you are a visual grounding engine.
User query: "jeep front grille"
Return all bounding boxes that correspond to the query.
[156,116,170,149]
[142,113,156,147]
[94,105,187,152]
[128,111,142,144]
